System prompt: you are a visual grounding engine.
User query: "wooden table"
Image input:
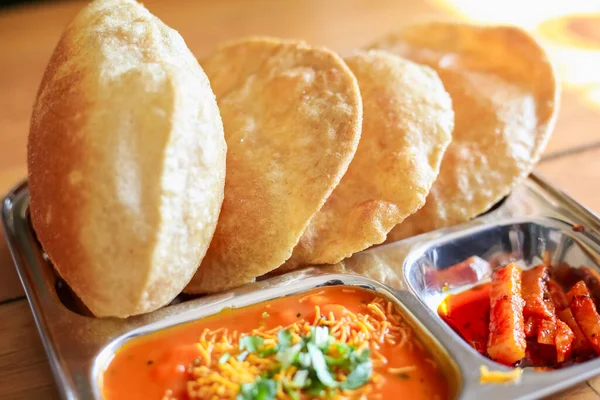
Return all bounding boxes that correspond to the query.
[1,0,600,398]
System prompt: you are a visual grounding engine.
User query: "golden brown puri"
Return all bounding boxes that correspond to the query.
[280,50,453,270]
[27,0,226,317]
[370,22,559,241]
[184,37,362,293]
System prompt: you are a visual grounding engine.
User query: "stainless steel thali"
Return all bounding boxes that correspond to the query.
[3,173,600,400]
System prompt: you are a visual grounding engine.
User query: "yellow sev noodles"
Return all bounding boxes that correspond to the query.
[178,293,415,400]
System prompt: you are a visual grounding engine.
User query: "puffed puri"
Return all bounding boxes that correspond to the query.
[27,0,227,318]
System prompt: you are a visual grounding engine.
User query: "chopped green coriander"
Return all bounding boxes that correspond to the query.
[311,326,330,349]
[278,329,292,349]
[233,321,375,397]
[258,346,278,358]
[218,353,231,364]
[341,360,373,390]
[307,342,339,388]
[283,381,300,400]
[237,351,249,362]
[292,369,309,388]
[298,351,312,368]
[277,343,302,369]
[351,348,371,364]
[237,378,276,400]
[239,335,264,353]
[307,380,326,397]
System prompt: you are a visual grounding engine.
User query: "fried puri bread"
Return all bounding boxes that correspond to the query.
[185,37,362,293]
[281,50,453,269]
[28,0,226,317]
[370,22,559,241]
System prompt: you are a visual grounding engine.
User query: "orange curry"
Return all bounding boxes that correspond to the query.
[101,286,451,399]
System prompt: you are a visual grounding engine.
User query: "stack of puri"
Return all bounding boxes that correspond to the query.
[27,0,559,318]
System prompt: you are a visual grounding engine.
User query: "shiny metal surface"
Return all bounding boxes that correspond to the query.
[3,173,600,400]
[405,218,600,310]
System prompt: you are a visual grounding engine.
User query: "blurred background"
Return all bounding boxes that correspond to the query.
[1,0,600,191]
[438,0,600,112]
[0,0,47,9]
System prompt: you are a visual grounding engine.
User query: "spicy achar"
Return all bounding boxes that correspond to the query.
[439,262,600,369]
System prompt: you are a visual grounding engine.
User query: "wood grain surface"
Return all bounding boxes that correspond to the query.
[1,0,599,399]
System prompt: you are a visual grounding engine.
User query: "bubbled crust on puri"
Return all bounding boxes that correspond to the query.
[371,22,559,241]
[184,37,362,293]
[28,0,226,317]
[280,50,454,270]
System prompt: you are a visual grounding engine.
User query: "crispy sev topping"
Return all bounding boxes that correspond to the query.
[186,296,414,399]
[479,365,522,384]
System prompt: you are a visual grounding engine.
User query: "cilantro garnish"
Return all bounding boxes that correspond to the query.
[237,378,276,400]
[283,381,300,400]
[235,325,373,398]
[341,359,372,389]
[311,326,331,350]
[278,329,292,349]
[291,369,309,388]
[218,353,230,364]
[277,343,302,369]
[307,342,338,388]
[237,351,249,362]
[239,335,265,353]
